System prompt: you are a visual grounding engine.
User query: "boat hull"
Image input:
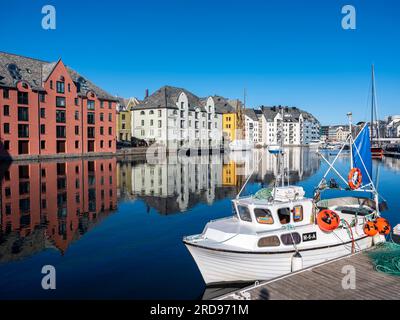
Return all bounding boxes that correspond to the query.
[185,236,373,285]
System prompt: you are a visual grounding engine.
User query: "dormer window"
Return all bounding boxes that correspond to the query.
[22,82,28,89]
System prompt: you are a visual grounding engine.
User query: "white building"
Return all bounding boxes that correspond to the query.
[244,109,262,146]
[386,115,400,138]
[260,106,320,146]
[131,86,223,150]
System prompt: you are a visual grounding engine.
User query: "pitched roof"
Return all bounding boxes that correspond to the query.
[244,108,259,121]
[260,105,319,123]
[0,51,116,101]
[134,85,205,111]
[212,96,235,114]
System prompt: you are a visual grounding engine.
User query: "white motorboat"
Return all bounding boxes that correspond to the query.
[229,139,253,151]
[267,144,282,154]
[184,116,388,285]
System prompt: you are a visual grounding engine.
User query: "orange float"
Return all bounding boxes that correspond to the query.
[375,217,391,235]
[348,168,362,190]
[317,210,340,232]
[363,221,378,236]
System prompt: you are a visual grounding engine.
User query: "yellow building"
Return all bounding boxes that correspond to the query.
[222,161,238,186]
[223,113,238,142]
[116,98,131,142]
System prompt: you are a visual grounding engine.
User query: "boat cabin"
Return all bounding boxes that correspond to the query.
[232,196,314,230]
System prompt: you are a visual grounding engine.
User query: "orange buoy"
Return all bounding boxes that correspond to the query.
[375,217,391,235]
[317,210,340,232]
[348,168,362,190]
[363,221,378,236]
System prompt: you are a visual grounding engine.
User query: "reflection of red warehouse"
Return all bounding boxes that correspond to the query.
[0,159,117,255]
[0,52,117,159]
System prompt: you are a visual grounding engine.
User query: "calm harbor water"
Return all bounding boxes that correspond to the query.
[0,148,399,299]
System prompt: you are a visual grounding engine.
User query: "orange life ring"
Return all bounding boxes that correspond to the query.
[348,168,362,190]
[316,209,340,232]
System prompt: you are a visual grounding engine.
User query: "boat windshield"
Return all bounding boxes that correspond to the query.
[277,207,291,225]
[237,205,252,222]
[254,208,274,224]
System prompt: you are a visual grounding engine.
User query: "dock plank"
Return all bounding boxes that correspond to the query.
[218,250,400,300]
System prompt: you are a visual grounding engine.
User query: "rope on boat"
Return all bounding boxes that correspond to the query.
[368,238,400,276]
[341,219,355,254]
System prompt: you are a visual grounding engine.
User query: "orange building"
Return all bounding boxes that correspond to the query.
[0,52,117,159]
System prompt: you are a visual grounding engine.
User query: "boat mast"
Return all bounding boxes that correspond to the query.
[347,112,354,169]
[371,64,380,147]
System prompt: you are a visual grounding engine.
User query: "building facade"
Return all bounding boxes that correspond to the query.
[260,106,320,146]
[131,86,223,150]
[116,98,131,142]
[0,52,117,159]
[244,109,262,146]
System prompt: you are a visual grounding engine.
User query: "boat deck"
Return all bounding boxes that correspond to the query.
[216,248,400,300]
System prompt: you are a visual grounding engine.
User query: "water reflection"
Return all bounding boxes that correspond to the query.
[120,148,321,214]
[0,159,117,263]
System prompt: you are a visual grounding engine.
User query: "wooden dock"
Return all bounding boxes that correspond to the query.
[216,250,400,300]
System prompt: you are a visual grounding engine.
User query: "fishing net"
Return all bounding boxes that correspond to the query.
[368,241,400,276]
[253,188,273,200]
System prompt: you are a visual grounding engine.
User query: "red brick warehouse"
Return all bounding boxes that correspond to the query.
[0,52,117,159]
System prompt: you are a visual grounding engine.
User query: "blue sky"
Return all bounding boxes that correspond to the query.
[1,0,399,124]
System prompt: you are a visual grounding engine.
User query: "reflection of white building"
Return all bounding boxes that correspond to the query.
[131,154,223,213]
[131,86,223,150]
[260,106,320,146]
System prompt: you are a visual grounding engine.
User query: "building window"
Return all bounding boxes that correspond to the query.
[75,98,79,106]
[50,80,53,89]
[141,119,145,126]
[17,92,29,105]
[56,110,66,123]
[3,88,9,99]
[56,96,66,107]
[108,101,112,109]
[100,127,104,135]
[108,113,112,121]
[3,105,10,116]
[40,124,45,134]
[158,110,162,117]
[56,126,66,138]
[18,124,29,138]
[39,93,45,102]
[100,113,104,121]
[109,140,112,148]
[75,126,79,135]
[87,113,95,124]
[150,119,154,126]
[41,141,46,149]
[108,127,112,135]
[40,108,45,118]
[75,111,79,120]
[122,114,125,120]
[88,127,95,138]
[100,140,104,148]
[100,101,104,108]
[4,140,10,150]
[18,141,29,154]
[158,120,162,128]
[68,83,71,92]
[3,123,10,134]
[122,123,126,129]
[56,81,65,93]
[87,100,95,110]
[75,140,79,149]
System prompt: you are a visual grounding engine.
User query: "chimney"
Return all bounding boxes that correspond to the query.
[145,89,149,99]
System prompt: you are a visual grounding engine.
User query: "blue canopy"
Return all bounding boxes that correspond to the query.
[352,124,373,185]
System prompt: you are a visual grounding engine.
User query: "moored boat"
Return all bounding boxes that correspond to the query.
[184,115,389,285]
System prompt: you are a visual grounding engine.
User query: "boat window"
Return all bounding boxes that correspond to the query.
[258,236,280,247]
[292,205,303,222]
[254,208,274,224]
[278,207,291,225]
[280,233,301,245]
[237,205,252,222]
